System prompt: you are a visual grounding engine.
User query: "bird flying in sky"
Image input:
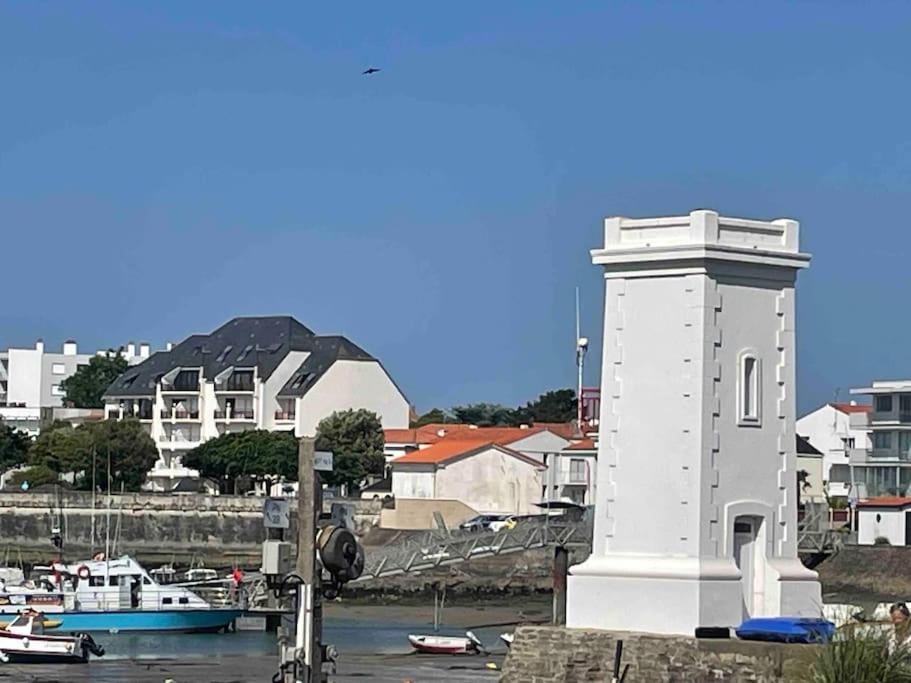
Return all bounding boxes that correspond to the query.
[362,67,381,75]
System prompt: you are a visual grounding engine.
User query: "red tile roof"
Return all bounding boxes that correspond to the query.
[383,428,419,444]
[831,403,872,414]
[857,497,911,508]
[566,438,596,451]
[533,422,577,440]
[391,439,545,468]
[385,424,565,447]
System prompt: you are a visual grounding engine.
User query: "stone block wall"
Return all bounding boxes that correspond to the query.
[0,491,382,567]
[500,626,815,682]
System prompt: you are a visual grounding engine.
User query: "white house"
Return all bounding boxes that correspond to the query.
[0,339,147,436]
[387,439,546,529]
[567,209,820,636]
[541,437,597,505]
[104,316,410,492]
[796,402,871,498]
[857,497,911,546]
[383,423,572,460]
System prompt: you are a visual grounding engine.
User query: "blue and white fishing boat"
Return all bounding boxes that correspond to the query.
[0,556,241,633]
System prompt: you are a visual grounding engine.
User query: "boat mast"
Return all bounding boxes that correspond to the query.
[105,445,111,575]
[90,445,96,556]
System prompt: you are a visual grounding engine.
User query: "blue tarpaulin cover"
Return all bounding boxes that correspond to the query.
[736,618,835,644]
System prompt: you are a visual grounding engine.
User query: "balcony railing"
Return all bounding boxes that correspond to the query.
[160,409,200,420]
[214,409,255,420]
[275,410,296,421]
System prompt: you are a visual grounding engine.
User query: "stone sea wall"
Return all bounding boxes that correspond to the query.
[0,491,381,567]
[500,626,816,682]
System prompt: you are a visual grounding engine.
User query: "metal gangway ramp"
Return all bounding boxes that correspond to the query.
[358,513,593,581]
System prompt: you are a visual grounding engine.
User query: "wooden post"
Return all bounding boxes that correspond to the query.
[553,545,568,625]
[294,436,322,683]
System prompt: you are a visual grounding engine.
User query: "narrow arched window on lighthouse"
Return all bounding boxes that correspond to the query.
[740,355,760,423]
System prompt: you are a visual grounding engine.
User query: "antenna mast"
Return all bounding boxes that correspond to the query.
[575,287,588,432]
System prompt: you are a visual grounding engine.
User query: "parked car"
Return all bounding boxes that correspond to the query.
[459,514,517,533]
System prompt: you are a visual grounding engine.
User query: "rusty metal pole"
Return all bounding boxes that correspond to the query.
[294,436,322,683]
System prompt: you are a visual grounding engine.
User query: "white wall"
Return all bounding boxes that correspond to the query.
[261,351,310,430]
[797,404,871,496]
[391,465,435,498]
[6,349,42,407]
[296,360,410,436]
[858,507,906,545]
[435,447,543,516]
[796,455,825,504]
[510,431,571,462]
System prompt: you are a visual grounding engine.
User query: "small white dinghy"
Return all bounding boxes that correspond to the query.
[0,611,105,664]
[408,631,484,655]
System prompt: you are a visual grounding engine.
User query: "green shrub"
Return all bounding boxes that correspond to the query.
[809,627,911,683]
[875,536,892,545]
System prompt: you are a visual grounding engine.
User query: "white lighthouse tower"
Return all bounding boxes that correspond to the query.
[567,210,821,636]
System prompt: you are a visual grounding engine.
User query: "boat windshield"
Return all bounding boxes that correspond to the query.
[8,615,31,630]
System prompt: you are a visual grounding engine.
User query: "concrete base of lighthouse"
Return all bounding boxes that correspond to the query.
[566,555,821,637]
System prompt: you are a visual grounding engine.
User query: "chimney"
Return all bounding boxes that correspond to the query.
[166,342,173,352]
[139,342,150,359]
[35,339,44,353]
[126,342,136,358]
[63,340,78,356]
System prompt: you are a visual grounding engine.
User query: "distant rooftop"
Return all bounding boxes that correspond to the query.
[851,380,911,395]
[104,316,376,399]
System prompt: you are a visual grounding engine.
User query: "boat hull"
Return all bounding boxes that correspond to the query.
[407,634,476,655]
[0,630,90,663]
[51,609,243,633]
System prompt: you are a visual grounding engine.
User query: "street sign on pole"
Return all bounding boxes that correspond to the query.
[314,451,334,472]
[263,498,290,529]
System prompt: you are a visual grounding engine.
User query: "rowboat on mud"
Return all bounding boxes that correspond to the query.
[407,631,484,655]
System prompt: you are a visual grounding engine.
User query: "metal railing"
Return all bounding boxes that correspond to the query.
[358,514,592,580]
[356,505,840,580]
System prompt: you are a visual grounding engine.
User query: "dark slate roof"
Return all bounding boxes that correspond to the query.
[277,336,375,398]
[104,316,375,399]
[796,434,823,456]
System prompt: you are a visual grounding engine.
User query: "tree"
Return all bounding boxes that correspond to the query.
[451,403,528,427]
[0,425,30,471]
[61,353,129,408]
[28,419,157,491]
[10,465,60,489]
[184,429,299,492]
[525,389,577,424]
[411,408,454,428]
[315,409,384,491]
[797,469,811,508]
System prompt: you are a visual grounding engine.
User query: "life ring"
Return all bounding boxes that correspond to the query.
[77,565,91,580]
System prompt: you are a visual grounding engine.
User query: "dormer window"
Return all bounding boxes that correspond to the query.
[738,352,761,426]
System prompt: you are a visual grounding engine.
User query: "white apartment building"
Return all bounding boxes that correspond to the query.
[542,438,597,506]
[0,339,149,436]
[796,402,872,498]
[834,380,911,499]
[104,316,410,492]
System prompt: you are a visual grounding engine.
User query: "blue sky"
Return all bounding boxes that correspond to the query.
[1,2,909,414]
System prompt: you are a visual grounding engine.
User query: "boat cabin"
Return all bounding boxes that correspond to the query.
[52,556,210,611]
